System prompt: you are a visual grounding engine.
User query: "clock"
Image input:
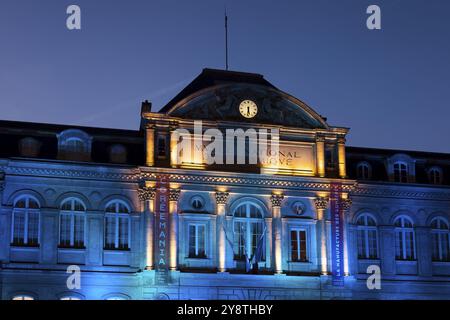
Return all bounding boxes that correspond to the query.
[239,100,258,118]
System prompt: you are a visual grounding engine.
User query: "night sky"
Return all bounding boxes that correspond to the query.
[1,0,449,152]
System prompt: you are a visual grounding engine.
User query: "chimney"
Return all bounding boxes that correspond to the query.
[141,100,152,114]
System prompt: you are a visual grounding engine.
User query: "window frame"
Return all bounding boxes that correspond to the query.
[356,213,379,260]
[428,167,443,185]
[59,198,86,249]
[356,162,371,180]
[232,202,266,261]
[11,196,40,247]
[394,216,416,261]
[289,227,309,262]
[104,200,131,251]
[188,223,207,258]
[393,161,408,183]
[430,217,450,262]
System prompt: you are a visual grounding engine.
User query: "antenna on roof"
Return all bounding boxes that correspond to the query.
[225,6,229,71]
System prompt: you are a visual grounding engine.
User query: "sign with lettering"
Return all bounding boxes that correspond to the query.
[154,175,169,285]
[330,183,345,286]
[261,143,315,175]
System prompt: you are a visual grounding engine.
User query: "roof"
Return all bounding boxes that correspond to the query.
[158,68,277,113]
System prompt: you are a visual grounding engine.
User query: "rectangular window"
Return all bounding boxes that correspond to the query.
[157,135,166,158]
[367,230,378,259]
[188,224,206,258]
[290,229,307,262]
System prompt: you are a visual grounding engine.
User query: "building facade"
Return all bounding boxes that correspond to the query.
[0,69,449,300]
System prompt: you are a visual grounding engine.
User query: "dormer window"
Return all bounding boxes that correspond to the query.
[393,162,408,183]
[110,144,127,164]
[18,137,41,157]
[356,162,371,180]
[57,129,92,161]
[428,167,443,185]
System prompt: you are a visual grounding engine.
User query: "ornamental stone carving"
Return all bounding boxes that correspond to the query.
[215,192,229,205]
[341,198,352,211]
[138,187,156,201]
[270,194,284,207]
[169,189,181,202]
[314,197,329,210]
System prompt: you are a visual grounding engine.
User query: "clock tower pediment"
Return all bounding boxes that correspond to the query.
[164,82,328,130]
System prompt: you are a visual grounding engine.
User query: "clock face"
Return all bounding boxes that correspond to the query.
[239,100,258,118]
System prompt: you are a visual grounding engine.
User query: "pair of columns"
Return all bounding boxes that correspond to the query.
[138,186,180,271]
[316,135,347,178]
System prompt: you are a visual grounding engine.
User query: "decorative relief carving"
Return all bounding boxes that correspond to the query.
[215,192,229,205]
[314,197,329,210]
[169,189,181,202]
[138,187,156,201]
[341,198,352,211]
[270,194,284,207]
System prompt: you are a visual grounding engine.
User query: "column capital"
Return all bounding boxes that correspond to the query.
[341,198,352,211]
[337,136,346,144]
[270,194,284,207]
[215,192,229,205]
[138,187,156,201]
[314,197,329,210]
[316,134,326,143]
[169,189,181,202]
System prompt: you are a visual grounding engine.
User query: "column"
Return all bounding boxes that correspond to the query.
[341,197,352,276]
[169,189,180,271]
[316,135,326,178]
[170,127,179,168]
[215,191,229,272]
[314,197,329,275]
[270,194,284,274]
[337,137,347,178]
[145,127,155,167]
[138,186,156,270]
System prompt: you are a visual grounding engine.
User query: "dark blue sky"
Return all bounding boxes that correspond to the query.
[1,0,449,152]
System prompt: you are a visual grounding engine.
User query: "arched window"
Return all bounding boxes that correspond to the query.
[356,214,378,259]
[18,137,41,157]
[60,296,81,300]
[104,201,131,250]
[394,216,416,260]
[60,198,86,248]
[233,203,265,261]
[428,167,443,185]
[66,138,85,154]
[12,196,40,246]
[431,217,450,262]
[110,144,127,164]
[356,162,371,180]
[393,162,408,183]
[12,295,34,300]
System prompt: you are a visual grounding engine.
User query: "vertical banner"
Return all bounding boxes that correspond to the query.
[154,175,169,285]
[330,183,344,286]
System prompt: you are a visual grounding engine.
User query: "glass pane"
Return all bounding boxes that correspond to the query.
[105,216,115,249]
[291,230,298,261]
[60,214,71,246]
[118,217,129,249]
[368,230,378,259]
[74,215,84,247]
[188,225,196,257]
[13,211,25,245]
[27,211,39,245]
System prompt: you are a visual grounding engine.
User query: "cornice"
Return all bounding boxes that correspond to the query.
[2,161,450,201]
